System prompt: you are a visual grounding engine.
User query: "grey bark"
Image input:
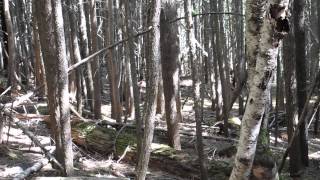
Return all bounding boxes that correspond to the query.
[229,0,289,179]
[51,0,74,175]
[135,0,161,179]
[184,0,208,179]
[160,0,182,150]
[78,0,94,111]
[123,0,143,159]
[67,0,83,115]
[3,0,17,91]
[89,0,102,119]
[35,0,63,166]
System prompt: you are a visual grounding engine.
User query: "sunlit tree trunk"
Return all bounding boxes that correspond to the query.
[89,0,102,119]
[105,0,122,122]
[135,0,161,179]
[229,0,289,179]
[124,0,142,157]
[160,0,182,150]
[3,0,17,92]
[184,0,208,179]
[51,0,73,175]
[79,0,94,111]
[67,0,83,114]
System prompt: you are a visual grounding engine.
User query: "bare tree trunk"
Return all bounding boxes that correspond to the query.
[35,0,63,167]
[210,0,223,123]
[78,0,94,111]
[106,0,122,122]
[229,0,289,179]
[135,0,161,179]
[160,1,182,150]
[32,5,46,96]
[184,0,208,179]
[292,0,309,176]
[51,0,73,175]
[67,0,83,115]
[124,0,142,158]
[3,0,17,92]
[282,13,300,176]
[89,0,102,119]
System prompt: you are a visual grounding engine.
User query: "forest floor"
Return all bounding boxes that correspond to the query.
[1,78,320,179]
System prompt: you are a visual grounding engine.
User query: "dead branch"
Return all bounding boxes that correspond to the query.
[67,27,153,73]
[14,121,64,170]
[13,148,55,180]
[0,93,64,170]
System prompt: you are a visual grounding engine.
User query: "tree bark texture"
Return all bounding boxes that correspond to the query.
[51,0,74,175]
[160,0,182,150]
[229,0,289,179]
[184,0,208,179]
[135,0,161,179]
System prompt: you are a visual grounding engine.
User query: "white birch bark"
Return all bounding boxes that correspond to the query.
[229,0,289,179]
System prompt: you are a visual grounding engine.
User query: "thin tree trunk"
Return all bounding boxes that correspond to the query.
[160,1,182,150]
[67,0,83,115]
[229,0,289,179]
[106,0,122,122]
[35,0,63,167]
[135,0,161,179]
[294,0,309,174]
[78,0,94,111]
[51,0,73,175]
[3,0,17,92]
[184,0,208,179]
[89,0,102,119]
[32,5,46,96]
[124,0,142,159]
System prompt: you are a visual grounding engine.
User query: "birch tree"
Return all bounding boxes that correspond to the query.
[229,0,290,179]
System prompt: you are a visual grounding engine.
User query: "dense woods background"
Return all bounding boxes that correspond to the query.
[0,0,319,179]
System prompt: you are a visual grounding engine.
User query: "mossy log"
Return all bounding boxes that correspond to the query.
[71,121,136,155]
[70,120,238,179]
[71,121,200,178]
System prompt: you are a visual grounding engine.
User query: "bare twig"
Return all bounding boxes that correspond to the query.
[169,11,244,23]
[67,27,153,73]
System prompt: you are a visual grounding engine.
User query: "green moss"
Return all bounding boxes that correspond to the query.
[151,144,178,159]
[208,160,233,179]
[37,105,48,115]
[115,131,136,154]
[75,122,97,135]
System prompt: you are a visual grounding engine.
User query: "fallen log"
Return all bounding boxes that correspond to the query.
[70,120,237,179]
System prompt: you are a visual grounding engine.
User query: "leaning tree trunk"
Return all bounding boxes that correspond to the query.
[3,0,17,92]
[51,0,73,175]
[229,0,290,179]
[160,0,182,150]
[135,0,161,179]
[184,0,208,179]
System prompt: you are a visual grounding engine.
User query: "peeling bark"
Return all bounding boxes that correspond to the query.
[229,1,289,179]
